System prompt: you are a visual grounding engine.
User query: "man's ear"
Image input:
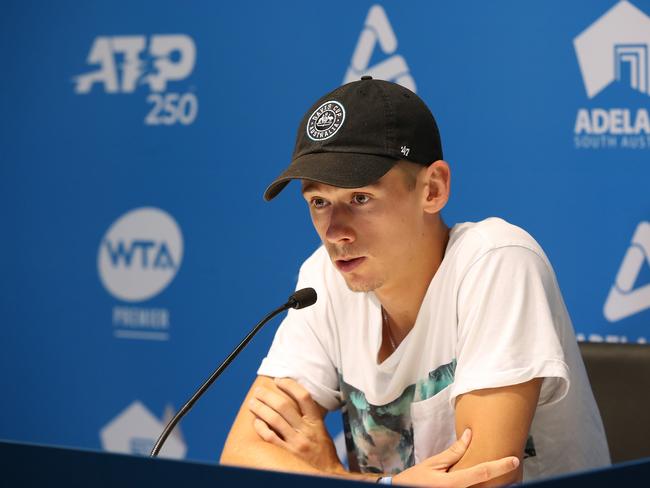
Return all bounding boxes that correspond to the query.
[421,160,450,214]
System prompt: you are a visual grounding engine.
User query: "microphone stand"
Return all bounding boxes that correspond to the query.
[150,288,316,457]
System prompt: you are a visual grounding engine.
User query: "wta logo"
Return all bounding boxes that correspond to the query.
[98,207,183,303]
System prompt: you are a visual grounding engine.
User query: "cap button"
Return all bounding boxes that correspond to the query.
[360,75,373,81]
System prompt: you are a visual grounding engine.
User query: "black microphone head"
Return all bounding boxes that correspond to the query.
[287,287,317,310]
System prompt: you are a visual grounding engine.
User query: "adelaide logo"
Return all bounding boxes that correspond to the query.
[306,101,346,141]
[573,1,650,149]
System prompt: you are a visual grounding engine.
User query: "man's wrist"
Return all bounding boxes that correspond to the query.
[326,462,349,477]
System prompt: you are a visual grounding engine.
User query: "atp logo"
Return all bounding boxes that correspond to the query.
[573,1,650,149]
[74,34,198,126]
[98,207,183,303]
[100,401,186,459]
[604,221,650,322]
[344,5,416,92]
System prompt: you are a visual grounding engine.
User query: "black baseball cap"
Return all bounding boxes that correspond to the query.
[263,77,444,201]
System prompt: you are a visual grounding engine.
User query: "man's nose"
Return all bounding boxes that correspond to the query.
[324,205,355,244]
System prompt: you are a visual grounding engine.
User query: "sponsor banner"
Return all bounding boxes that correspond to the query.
[1,0,649,466]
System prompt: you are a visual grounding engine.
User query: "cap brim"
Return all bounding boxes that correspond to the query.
[263,152,398,201]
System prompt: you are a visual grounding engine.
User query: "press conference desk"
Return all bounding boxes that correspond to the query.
[1,440,648,487]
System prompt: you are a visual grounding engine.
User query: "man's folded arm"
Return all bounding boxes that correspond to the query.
[448,377,543,487]
[219,375,324,474]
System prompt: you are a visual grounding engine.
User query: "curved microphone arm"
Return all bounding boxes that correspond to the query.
[150,288,316,457]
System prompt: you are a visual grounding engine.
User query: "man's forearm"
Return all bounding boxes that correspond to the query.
[449,378,542,487]
[220,439,378,483]
[220,437,322,474]
[221,375,379,482]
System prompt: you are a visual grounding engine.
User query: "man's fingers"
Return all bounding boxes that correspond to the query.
[444,457,520,488]
[248,397,298,441]
[252,385,304,427]
[423,429,472,469]
[274,377,322,420]
[253,418,286,447]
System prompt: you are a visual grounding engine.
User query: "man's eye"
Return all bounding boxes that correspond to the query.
[353,194,370,204]
[310,198,328,208]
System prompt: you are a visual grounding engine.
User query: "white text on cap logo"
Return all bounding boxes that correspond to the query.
[98,207,183,302]
[306,101,346,141]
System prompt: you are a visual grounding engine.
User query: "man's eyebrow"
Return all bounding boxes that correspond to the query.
[301,182,322,194]
[360,182,381,190]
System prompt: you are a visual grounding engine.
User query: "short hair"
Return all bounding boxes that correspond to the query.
[396,160,425,191]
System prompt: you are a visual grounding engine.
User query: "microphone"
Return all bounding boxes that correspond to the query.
[286,287,317,310]
[150,287,317,457]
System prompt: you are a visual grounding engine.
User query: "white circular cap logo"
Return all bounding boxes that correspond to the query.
[98,207,183,302]
[306,100,346,141]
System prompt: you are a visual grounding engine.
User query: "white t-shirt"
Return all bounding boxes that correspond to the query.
[258,217,610,481]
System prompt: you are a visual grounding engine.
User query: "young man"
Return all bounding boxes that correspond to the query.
[220,78,610,486]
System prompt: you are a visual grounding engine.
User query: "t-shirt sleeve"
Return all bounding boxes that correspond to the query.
[449,245,570,407]
[257,251,341,411]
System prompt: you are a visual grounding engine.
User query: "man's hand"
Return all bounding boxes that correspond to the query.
[393,429,519,487]
[249,377,345,475]
[221,376,328,475]
[250,378,520,487]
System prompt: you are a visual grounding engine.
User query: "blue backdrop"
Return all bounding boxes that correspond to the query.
[1,0,649,465]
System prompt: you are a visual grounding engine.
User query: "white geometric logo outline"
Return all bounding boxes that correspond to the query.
[99,400,186,459]
[604,221,650,321]
[574,0,650,99]
[343,5,416,92]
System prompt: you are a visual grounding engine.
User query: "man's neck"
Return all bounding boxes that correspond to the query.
[375,220,450,343]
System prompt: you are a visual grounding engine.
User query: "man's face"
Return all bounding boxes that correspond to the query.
[301,164,426,293]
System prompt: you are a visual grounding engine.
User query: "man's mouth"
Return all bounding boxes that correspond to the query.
[335,257,366,273]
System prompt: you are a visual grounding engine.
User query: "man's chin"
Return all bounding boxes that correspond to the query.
[343,276,384,293]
